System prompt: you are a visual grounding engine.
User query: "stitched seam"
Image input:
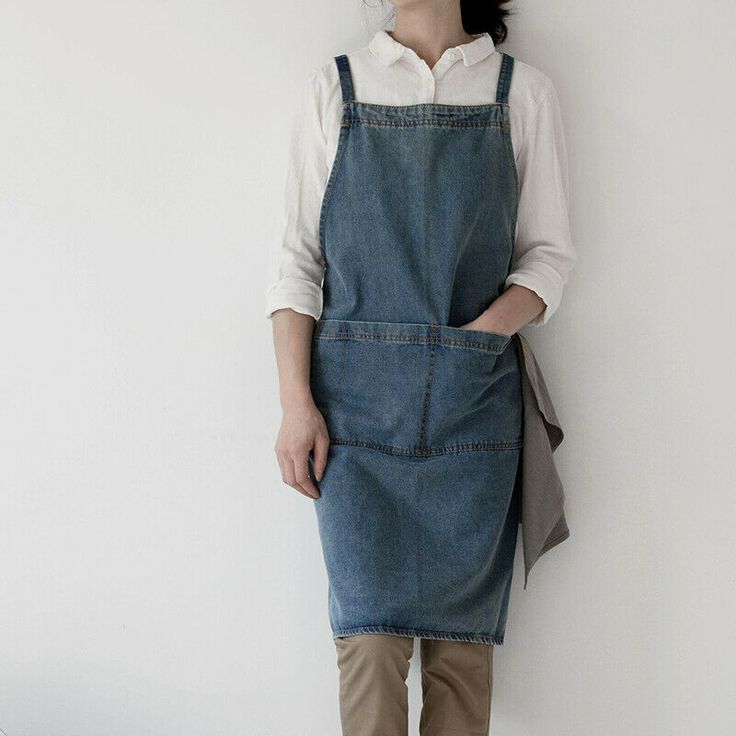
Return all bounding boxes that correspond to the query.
[345,120,508,129]
[500,111,520,279]
[314,332,509,354]
[347,102,510,113]
[417,335,437,448]
[328,437,523,456]
[333,625,503,645]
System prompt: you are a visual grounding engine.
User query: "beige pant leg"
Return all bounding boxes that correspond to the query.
[418,639,494,736]
[334,633,415,736]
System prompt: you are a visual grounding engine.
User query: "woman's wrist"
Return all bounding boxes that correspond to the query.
[279,384,314,411]
[474,310,518,337]
[478,285,546,335]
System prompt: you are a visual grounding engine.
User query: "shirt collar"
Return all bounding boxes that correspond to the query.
[368,30,496,68]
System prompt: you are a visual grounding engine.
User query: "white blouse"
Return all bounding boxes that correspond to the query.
[264,30,576,326]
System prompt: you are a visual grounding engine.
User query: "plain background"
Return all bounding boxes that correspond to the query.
[1,1,735,734]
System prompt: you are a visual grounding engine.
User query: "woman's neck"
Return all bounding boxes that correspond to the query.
[391,1,474,69]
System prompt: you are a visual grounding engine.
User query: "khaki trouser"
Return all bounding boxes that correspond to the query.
[335,634,494,736]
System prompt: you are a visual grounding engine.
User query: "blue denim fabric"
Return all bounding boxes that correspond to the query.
[310,53,523,645]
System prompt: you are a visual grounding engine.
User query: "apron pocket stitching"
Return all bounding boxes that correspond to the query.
[329,437,523,457]
[315,332,509,355]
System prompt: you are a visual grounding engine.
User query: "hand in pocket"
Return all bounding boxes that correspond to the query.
[457,315,514,339]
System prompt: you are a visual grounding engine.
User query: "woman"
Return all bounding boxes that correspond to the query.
[265,0,576,732]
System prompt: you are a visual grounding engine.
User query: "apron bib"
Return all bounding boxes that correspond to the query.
[310,52,523,645]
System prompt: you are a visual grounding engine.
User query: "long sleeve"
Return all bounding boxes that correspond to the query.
[505,78,577,326]
[264,69,330,320]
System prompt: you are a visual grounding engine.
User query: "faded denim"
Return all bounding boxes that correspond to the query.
[309,53,523,645]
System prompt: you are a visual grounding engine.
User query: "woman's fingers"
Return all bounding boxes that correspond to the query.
[294,455,320,499]
[273,407,329,500]
[312,431,330,482]
[276,450,313,499]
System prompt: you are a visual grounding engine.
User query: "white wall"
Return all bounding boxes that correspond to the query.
[1,1,735,734]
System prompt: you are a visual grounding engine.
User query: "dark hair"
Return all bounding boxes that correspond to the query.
[364,1,514,47]
[461,1,514,44]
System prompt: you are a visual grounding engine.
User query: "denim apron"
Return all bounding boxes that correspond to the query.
[310,53,523,645]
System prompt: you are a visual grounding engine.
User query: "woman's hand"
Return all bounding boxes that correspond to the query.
[275,399,330,500]
[459,314,513,338]
[458,285,548,336]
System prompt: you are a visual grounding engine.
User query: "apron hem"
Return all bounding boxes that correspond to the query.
[332,625,504,646]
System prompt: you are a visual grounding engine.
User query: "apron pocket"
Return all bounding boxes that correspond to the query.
[311,319,522,455]
[426,324,522,451]
[310,319,431,453]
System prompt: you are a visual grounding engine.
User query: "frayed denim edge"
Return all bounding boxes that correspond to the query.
[332,625,504,646]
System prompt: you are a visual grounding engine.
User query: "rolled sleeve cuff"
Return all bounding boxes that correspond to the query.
[264,278,323,321]
[505,264,564,327]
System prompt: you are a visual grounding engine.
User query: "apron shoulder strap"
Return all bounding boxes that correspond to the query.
[495,52,515,104]
[335,54,355,104]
